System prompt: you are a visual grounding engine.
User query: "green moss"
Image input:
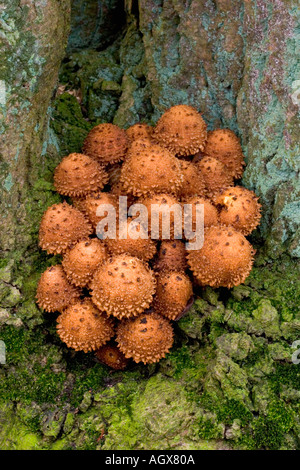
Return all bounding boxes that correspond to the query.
[160,344,196,378]
[0,326,66,404]
[216,399,253,427]
[51,93,91,154]
[225,257,300,340]
[269,363,300,393]
[198,414,224,440]
[252,417,285,450]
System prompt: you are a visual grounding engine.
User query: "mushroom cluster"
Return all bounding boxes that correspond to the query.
[36,104,261,369]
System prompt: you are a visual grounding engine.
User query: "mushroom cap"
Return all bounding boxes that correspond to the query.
[95,343,129,370]
[82,123,129,164]
[153,271,193,320]
[178,161,206,199]
[90,254,156,319]
[187,225,255,288]
[56,298,114,353]
[153,105,207,156]
[196,156,234,197]
[184,196,219,231]
[204,129,245,179]
[62,238,107,287]
[38,202,93,254]
[36,265,81,312]
[105,218,157,262]
[127,138,153,157]
[79,192,118,230]
[153,240,187,273]
[214,186,262,235]
[120,143,183,197]
[53,153,108,197]
[126,123,153,142]
[139,193,182,240]
[116,311,174,364]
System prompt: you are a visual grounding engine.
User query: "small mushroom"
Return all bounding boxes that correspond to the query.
[116,312,174,364]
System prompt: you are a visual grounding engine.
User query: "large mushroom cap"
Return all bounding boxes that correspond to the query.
[38,202,93,254]
[116,311,174,364]
[36,265,81,312]
[53,153,108,197]
[127,138,153,157]
[196,156,234,197]
[95,343,129,370]
[62,238,107,287]
[56,298,115,353]
[79,192,118,231]
[204,129,245,179]
[90,254,156,319]
[178,161,206,199]
[153,240,187,273]
[120,143,183,197]
[153,271,193,320]
[126,123,153,142]
[82,123,129,164]
[214,186,262,235]
[187,225,255,288]
[153,104,207,156]
[105,217,157,262]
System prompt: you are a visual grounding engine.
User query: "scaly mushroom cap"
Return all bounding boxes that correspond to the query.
[178,161,206,199]
[139,193,182,240]
[116,311,174,364]
[153,240,187,273]
[36,265,81,312]
[204,129,245,179]
[196,156,234,197]
[126,123,153,142]
[214,186,262,235]
[153,104,207,156]
[120,143,183,197]
[153,271,193,320]
[56,298,114,353]
[53,153,108,197]
[184,196,219,232]
[105,218,157,262]
[38,202,93,254]
[187,225,255,288]
[82,123,129,164]
[90,254,156,319]
[127,138,153,157]
[95,343,129,370]
[62,238,107,287]
[79,192,118,230]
